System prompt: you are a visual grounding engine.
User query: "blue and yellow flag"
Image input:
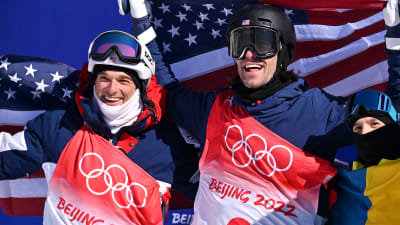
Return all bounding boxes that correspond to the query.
[329,159,400,224]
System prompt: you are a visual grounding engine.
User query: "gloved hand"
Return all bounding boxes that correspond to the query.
[384,0,399,27]
[383,0,400,50]
[117,0,148,18]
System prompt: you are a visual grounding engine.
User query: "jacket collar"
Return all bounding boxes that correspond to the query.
[233,78,308,111]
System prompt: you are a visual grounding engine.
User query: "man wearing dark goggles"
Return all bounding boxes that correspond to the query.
[229,26,280,60]
[224,5,297,100]
[126,0,400,224]
[228,26,283,89]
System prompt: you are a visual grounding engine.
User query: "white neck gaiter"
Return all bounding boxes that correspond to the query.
[93,86,143,134]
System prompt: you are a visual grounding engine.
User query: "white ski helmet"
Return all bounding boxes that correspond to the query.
[88,30,154,87]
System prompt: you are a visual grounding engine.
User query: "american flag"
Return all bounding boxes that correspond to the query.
[150,1,388,95]
[0,0,390,224]
[0,55,78,223]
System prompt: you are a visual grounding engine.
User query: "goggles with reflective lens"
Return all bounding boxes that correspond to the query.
[350,89,399,124]
[229,26,280,59]
[89,31,142,64]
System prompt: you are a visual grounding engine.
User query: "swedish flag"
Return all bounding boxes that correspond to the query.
[329,159,400,224]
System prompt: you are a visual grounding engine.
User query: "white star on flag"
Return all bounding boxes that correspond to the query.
[162,42,172,53]
[24,64,38,77]
[30,90,42,100]
[182,4,192,12]
[215,18,227,26]
[159,3,171,14]
[4,88,16,100]
[198,12,209,22]
[202,4,215,11]
[210,29,222,39]
[50,71,64,83]
[176,11,188,22]
[285,9,294,16]
[35,79,49,92]
[221,8,233,17]
[184,33,198,47]
[168,25,180,38]
[9,73,22,83]
[193,21,205,30]
[153,17,163,29]
[62,87,73,98]
[0,58,11,71]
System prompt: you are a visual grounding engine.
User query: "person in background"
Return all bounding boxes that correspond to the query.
[348,90,400,167]
[328,89,400,225]
[0,30,191,224]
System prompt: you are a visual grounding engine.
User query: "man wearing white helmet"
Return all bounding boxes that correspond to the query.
[85,30,159,133]
[87,30,154,88]
[0,30,194,224]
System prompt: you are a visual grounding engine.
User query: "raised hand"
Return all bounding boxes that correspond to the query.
[384,0,400,50]
[384,0,399,27]
[117,0,148,18]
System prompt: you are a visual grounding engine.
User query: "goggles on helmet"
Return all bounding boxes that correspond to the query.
[88,30,154,87]
[89,31,142,64]
[350,89,399,124]
[229,26,280,59]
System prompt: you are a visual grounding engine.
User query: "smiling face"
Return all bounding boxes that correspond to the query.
[352,116,386,135]
[94,70,136,106]
[235,48,278,89]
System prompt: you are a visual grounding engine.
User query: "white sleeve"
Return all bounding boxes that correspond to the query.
[0,130,27,152]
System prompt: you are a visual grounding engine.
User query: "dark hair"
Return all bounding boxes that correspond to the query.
[277,69,299,83]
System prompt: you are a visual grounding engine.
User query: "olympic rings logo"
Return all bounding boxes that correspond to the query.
[79,153,147,208]
[224,125,293,177]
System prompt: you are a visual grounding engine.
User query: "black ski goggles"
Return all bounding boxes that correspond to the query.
[229,26,280,59]
[89,31,142,64]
